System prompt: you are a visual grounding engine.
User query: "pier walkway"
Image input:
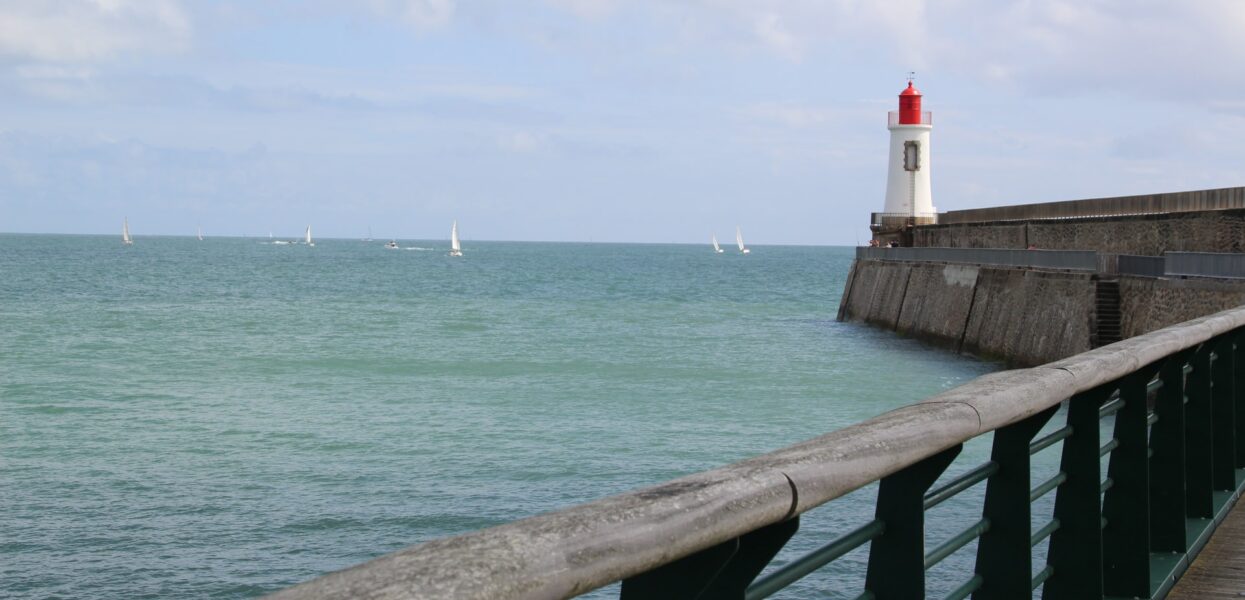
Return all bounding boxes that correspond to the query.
[1169,498,1245,599]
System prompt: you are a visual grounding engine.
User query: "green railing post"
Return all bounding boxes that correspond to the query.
[1186,344,1215,518]
[1212,335,1238,491]
[620,517,799,600]
[973,406,1057,599]
[701,517,800,599]
[620,537,738,599]
[1150,352,1190,553]
[1236,332,1245,469]
[865,444,962,600]
[1102,369,1155,597]
[1043,384,1112,600]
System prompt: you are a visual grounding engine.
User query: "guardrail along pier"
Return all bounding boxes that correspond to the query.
[269,305,1245,599]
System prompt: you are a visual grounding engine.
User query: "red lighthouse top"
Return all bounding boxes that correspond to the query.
[898,80,923,125]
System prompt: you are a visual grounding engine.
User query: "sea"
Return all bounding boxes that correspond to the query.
[1,234,1014,599]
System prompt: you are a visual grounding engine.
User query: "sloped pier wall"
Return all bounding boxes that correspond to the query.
[838,260,1094,366]
[840,259,1245,366]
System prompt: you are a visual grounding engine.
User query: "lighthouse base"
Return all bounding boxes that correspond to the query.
[870,212,939,247]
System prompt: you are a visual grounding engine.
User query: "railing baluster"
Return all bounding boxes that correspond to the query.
[620,515,796,600]
[1150,351,1190,553]
[974,406,1057,599]
[1043,384,1112,600]
[1102,369,1155,597]
[1187,344,1215,518]
[620,516,799,600]
[619,537,739,599]
[1236,332,1245,469]
[864,444,962,600]
[1212,336,1238,490]
[701,517,800,599]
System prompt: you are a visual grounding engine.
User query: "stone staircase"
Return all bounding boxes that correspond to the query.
[1095,279,1122,347]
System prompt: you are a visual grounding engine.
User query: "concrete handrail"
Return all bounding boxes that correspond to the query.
[268,304,1245,600]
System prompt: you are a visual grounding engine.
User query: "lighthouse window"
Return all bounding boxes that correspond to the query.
[903,141,920,171]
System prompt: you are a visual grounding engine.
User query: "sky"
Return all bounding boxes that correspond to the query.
[1,1,1243,245]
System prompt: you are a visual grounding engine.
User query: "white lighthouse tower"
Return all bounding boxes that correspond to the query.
[873,78,936,245]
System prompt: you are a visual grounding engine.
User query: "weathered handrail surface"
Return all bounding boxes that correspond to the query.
[268,305,1245,600]
[938,186,1245,224]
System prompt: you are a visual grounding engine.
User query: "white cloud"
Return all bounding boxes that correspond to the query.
[367,0,455,30]
[403,0,454,29]
[497,131,547,153]
[543,0,618,20]
[741,103,842,128]
[14,64,95,80]
[0,0,190,62]
[752,13,801,62]
[558,1,1245,105]
[415,83,542,103]
[920,0,1245,104]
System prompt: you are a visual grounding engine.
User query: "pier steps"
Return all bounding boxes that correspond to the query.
[1095,279,1122,347]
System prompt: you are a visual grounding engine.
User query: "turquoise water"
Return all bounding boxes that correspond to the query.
[1,235,1001,598]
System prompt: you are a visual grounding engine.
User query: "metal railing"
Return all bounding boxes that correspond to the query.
[888,111,932,127]
[855,246,1099,271]
[1118,255,1166,278]
[268,305,1245,600]
[1166,252,1245,280]
[937,186,1245,224]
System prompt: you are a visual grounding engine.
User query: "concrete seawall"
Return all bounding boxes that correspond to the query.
[1119,275,1245,339]
[839,259,1093,366]
[839,259,1245,366]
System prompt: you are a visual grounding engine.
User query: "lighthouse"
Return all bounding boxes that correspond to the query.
[872,78,936,245]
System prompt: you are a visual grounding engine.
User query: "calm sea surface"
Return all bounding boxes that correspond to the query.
[1,235,1006,598]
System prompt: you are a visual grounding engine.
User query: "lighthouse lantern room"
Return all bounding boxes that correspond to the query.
[872,77,937,246]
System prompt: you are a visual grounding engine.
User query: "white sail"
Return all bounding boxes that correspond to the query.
[197,225,203,241]
[305,225,314,246]
[712,234,723,253]
[736,226,749,254]
[449,220,463,256]
[122,218,133,245]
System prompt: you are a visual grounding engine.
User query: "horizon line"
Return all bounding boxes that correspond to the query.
[0,231,849,248]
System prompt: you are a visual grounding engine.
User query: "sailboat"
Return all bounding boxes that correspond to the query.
[122,218,133,245]
[305,225,314,247]
[197,225,203,241]
[712,234,724,254]
[736,226,750,254]
[449,220,463,257]
[364,226,373,242]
